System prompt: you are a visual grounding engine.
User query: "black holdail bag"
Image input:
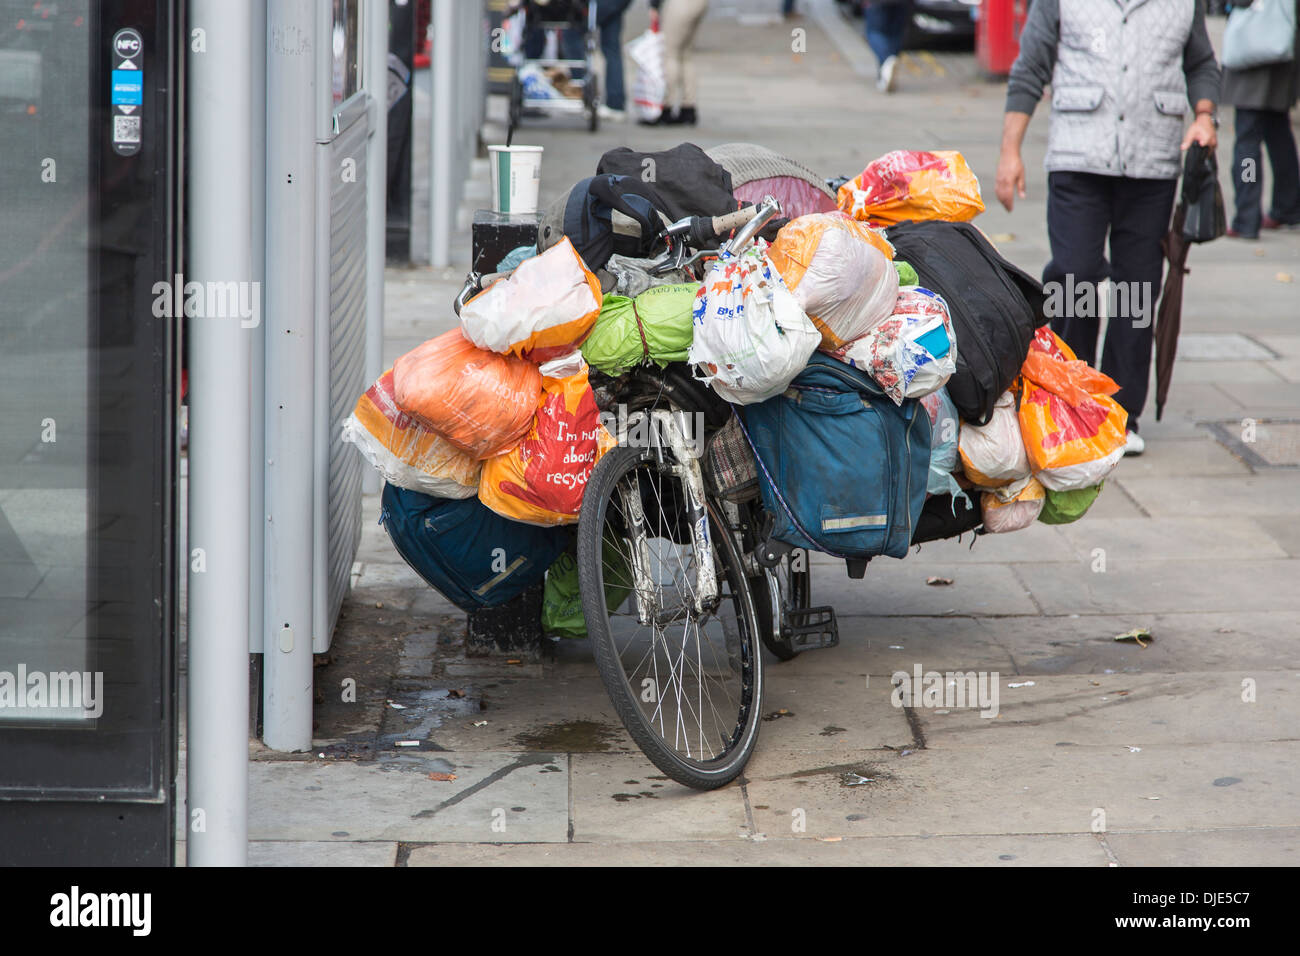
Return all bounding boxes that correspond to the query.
[885,220,1048,426]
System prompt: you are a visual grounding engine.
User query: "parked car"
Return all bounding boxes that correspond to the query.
[835,0,978,50]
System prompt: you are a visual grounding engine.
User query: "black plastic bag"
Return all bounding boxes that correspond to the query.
[1181,143,1226,244]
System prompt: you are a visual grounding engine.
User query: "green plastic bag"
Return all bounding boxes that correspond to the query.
[579,282,698,375]
[1038,481,1103,525]
[894,260,919,286]
[541,537,632,639]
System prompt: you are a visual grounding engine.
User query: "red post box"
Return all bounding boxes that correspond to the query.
[977,0,1031,76]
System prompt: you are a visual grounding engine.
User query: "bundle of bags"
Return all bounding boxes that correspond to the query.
[951,328,1127,533]
[344,236,617,549]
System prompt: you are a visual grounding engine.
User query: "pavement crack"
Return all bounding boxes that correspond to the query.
[902,705,928,751]
[1093,831,1121,866]
[410,752,552,819]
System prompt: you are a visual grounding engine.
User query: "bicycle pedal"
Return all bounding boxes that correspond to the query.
[784,605,839,652]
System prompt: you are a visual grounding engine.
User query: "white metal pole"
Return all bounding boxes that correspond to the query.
[186,0,255,865]
[429,0,454,268]
[364,0,389,497]
[263,0,318,752]
[249,2,267,656]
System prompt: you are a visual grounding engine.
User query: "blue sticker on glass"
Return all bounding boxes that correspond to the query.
[111,70,144,105]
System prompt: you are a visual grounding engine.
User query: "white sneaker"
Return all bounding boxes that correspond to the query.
[877,55,898,93]
[1123,430,1145,457]
[597,105,626,121]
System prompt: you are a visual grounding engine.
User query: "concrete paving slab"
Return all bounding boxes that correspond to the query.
[248,841,399,867]
[1016,559,1300,615]
[917,672,1300,749]
[1254,515,1300,557]
[1176,334,1278,361]
[740,740,1300,837]
[1162,361,1288,385]
[1213,382,1300,416]
[1054,517,1287,563]
[570,752,749,842]
[776,610,1300,676]
[406,832,1108,866]
[749,674,917,751]
[1111,436,1253,478]
[249,752,569,843]
[811,562,1041,618]
[1255,334,1300,358]
[1116,475,1300,516]
[1105,827,1300,866]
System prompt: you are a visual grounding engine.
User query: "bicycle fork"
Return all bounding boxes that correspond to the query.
[618,410,719,624]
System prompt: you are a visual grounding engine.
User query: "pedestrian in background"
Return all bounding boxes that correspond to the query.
[597,0,634,120]
[995,0,1222,456]
[644,0,708,125]
[863,0,909,93]
[1222,0,1300,238]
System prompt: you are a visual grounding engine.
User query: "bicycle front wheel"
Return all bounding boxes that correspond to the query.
[578,445,763,790]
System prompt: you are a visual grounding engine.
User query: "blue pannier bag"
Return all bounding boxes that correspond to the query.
[379,483,568,612]
[739,353,931,567]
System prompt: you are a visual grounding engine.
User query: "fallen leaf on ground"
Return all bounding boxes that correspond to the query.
[926,576,954,586]
[1277,272,1293,283]
[447,689,465,698]
[427,772,457,782]
[1114,627,1152,648]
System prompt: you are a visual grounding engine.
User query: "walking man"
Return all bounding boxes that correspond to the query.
[995,0,1222,455]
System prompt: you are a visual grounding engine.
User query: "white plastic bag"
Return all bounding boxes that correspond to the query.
[981,475,1046,534]
[688,244,821,405]
[958,391,1030,488]
[626,30,665,123]
[768,213,898,349]
[460,236,603,362]
[830,287,957,405]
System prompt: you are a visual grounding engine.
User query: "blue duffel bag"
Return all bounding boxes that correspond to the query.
[739,353,931,565]
[379,483,568,611]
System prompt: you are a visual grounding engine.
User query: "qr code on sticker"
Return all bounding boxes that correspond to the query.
[114,115,140,143]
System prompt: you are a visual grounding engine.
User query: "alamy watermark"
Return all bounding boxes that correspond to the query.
[151,273,260,328]
[0,665,104,718]
[891,664,1000,718]
[1043,275,1155,329]
[599,404,706,459]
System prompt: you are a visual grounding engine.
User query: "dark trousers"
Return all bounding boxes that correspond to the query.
[864,1,909,67]
[1043,171,1177,430]
[600,17,625,110]
[1230,107,1300,236]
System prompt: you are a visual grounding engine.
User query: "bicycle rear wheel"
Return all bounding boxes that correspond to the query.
[578,445,763,790]
[752,549,811,662]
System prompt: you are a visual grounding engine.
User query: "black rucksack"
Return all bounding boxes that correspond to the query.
[597,143,738,221]
[885,220,1047,425]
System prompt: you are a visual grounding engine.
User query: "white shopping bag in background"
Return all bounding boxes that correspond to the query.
[625,30,665,123]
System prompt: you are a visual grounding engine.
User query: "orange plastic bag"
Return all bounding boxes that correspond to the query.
[342,369,481,497]
[460,236,603,362]
[767,212,898,349]
[393,329,542,460]
[1018,329,1128,491]
[836,150,984,226]
[478,353,616,526]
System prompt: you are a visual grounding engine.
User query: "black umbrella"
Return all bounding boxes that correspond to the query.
[1154,142,1225,421]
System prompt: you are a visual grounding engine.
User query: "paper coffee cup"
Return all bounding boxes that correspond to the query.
[488,145,543,215]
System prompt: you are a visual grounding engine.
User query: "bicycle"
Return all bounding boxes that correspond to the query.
[455,197,840,791]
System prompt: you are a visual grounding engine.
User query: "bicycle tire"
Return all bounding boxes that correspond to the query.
[578,445,763,791]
